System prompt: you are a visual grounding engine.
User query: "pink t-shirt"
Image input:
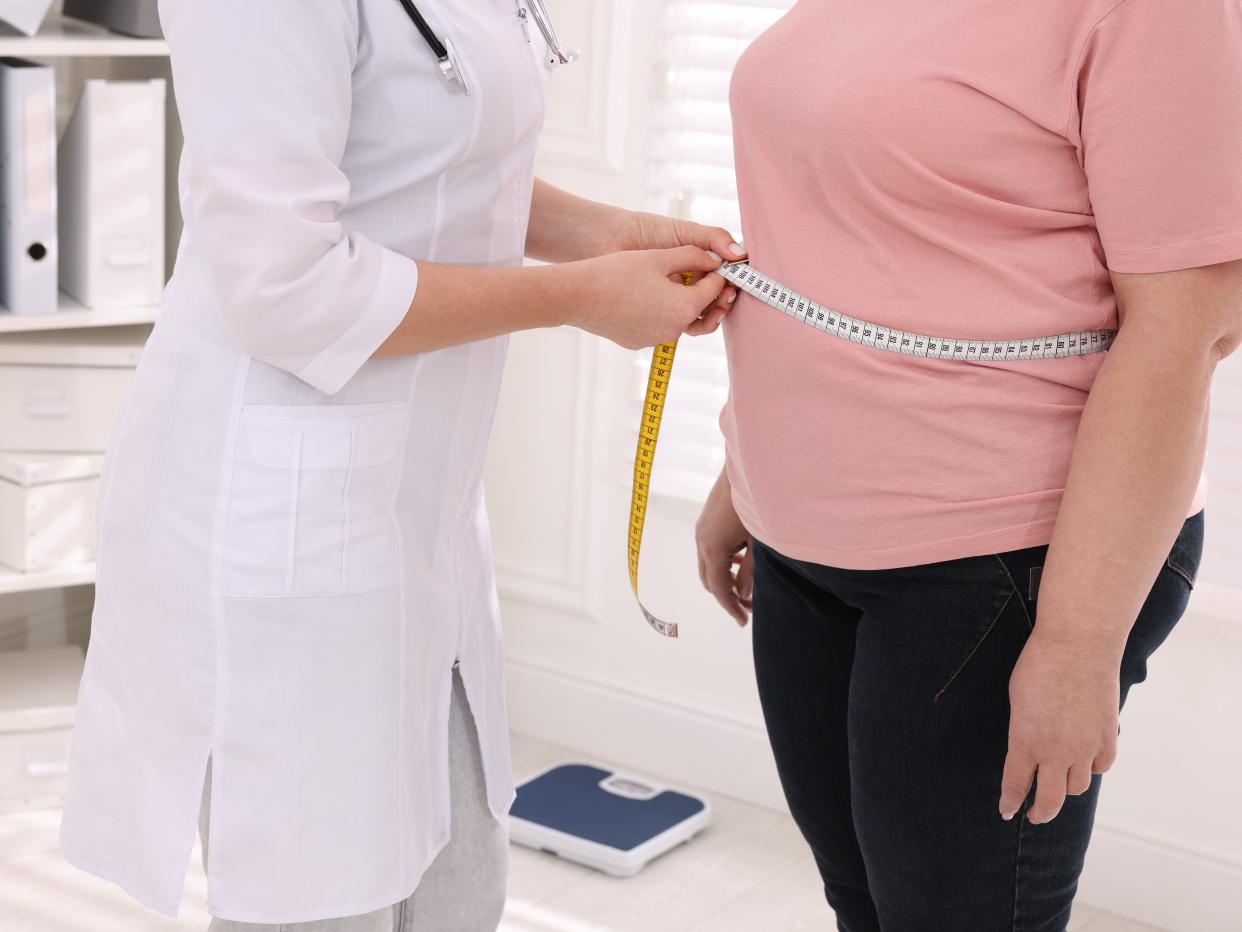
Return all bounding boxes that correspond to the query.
[722,0,1242,570]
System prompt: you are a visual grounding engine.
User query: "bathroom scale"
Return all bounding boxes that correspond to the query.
[509,762,712,877]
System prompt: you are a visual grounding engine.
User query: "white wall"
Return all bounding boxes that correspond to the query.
[488,2,1242,929]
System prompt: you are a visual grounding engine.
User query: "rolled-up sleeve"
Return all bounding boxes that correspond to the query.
[1071,0,1242,274]
[160,0,421,394]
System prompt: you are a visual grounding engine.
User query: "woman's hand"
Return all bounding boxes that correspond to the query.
[999,630,1123,824]
[695,468,754,626]
[567,246,730,349]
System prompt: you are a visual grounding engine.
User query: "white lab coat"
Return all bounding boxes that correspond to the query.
[59,0,548,922]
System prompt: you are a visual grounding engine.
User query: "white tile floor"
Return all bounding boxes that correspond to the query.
[0,733,1166,932]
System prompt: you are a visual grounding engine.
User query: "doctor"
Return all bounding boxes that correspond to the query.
[59,1,742,930]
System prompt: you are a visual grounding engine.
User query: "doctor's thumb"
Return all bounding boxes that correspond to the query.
[690,270,728,304]
[662,244,724,274]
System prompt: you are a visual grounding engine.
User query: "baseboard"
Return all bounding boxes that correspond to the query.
[504,654,786,809]
[1078,823,1242,931]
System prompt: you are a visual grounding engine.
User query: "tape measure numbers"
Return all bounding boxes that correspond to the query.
[718,262,1118,361]
[627,262,1118,637]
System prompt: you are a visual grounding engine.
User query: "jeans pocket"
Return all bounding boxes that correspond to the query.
[1163,510,1205,590]
[222,402,408,598]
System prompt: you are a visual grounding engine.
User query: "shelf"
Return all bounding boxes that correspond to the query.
[0,295,158,333]
[0,562,95,597]
[0,15,168,58]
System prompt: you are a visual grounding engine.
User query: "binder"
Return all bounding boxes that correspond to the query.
[0,58,57,316]
[58,79,166,309]
[0,0,56,37]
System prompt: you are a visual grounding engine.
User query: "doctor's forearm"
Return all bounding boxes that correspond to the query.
[374,260,579,356]
[525,180,746,267]
[373,244,728,357]
[525,179,634,262]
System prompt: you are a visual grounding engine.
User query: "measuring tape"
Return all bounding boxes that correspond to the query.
[628,261,1118,637]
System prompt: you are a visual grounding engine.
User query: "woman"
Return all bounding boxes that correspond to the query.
[60,1,742,929]
[696,1,1242,929]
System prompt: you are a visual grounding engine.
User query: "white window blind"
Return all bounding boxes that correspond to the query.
[642,0,790,501]
[642,0,1241,607]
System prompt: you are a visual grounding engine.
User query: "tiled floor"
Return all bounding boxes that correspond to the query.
[0,733,1167,932]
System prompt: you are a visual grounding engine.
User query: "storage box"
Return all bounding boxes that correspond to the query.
[0,645,84,812]
[0,452,103,572]
[0,324,145,451]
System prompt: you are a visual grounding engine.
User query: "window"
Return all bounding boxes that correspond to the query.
[642,0,1242,615]
[643,0,790,501]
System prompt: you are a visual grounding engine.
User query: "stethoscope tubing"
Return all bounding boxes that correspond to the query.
[393,0,449,61]
[395,0,575,79]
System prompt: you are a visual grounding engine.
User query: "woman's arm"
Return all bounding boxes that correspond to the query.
[1000,258,1242,825]
[526,179,747,264]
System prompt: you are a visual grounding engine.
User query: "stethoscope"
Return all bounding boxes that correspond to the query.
[394,0,578,96]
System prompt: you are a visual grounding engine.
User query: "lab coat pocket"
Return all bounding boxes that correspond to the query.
[222,402,408,599]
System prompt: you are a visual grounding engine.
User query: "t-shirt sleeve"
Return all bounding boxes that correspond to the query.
[1070,0,1242,274]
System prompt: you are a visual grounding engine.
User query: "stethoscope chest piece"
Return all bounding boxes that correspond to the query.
[438,37,471,95]
[545,46,580,70]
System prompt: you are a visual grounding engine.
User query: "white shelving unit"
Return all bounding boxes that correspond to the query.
[0,7,173,602]
[0,15,167,58]
[0,562,96,598]
[0,294,158,333]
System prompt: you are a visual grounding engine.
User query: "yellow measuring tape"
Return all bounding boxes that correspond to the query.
[626,272,695,639]
[628,338,679,638]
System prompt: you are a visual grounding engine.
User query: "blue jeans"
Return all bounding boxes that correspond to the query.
[750,512,1204,932]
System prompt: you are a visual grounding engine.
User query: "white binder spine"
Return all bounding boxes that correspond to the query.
[0,58,58,316]
[58,78,167,309]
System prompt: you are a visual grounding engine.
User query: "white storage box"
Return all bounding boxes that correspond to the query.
[0,452,104,572]
[0,645,84,812]
[0,325,145,451]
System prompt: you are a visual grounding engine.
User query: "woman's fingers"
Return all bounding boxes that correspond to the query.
[1092,732,1118,774]
[1027,765,1069,825]
[1066,762,1094,797]
[736,546,755,605]
[705,555,748,626]
[999,749,1035,821]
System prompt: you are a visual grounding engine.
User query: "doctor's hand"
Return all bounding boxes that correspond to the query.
[696,468,754,626]
[623,212,746,312]
[571,246,730,349]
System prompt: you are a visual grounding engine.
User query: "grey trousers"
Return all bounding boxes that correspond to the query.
[203,671,508,931]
